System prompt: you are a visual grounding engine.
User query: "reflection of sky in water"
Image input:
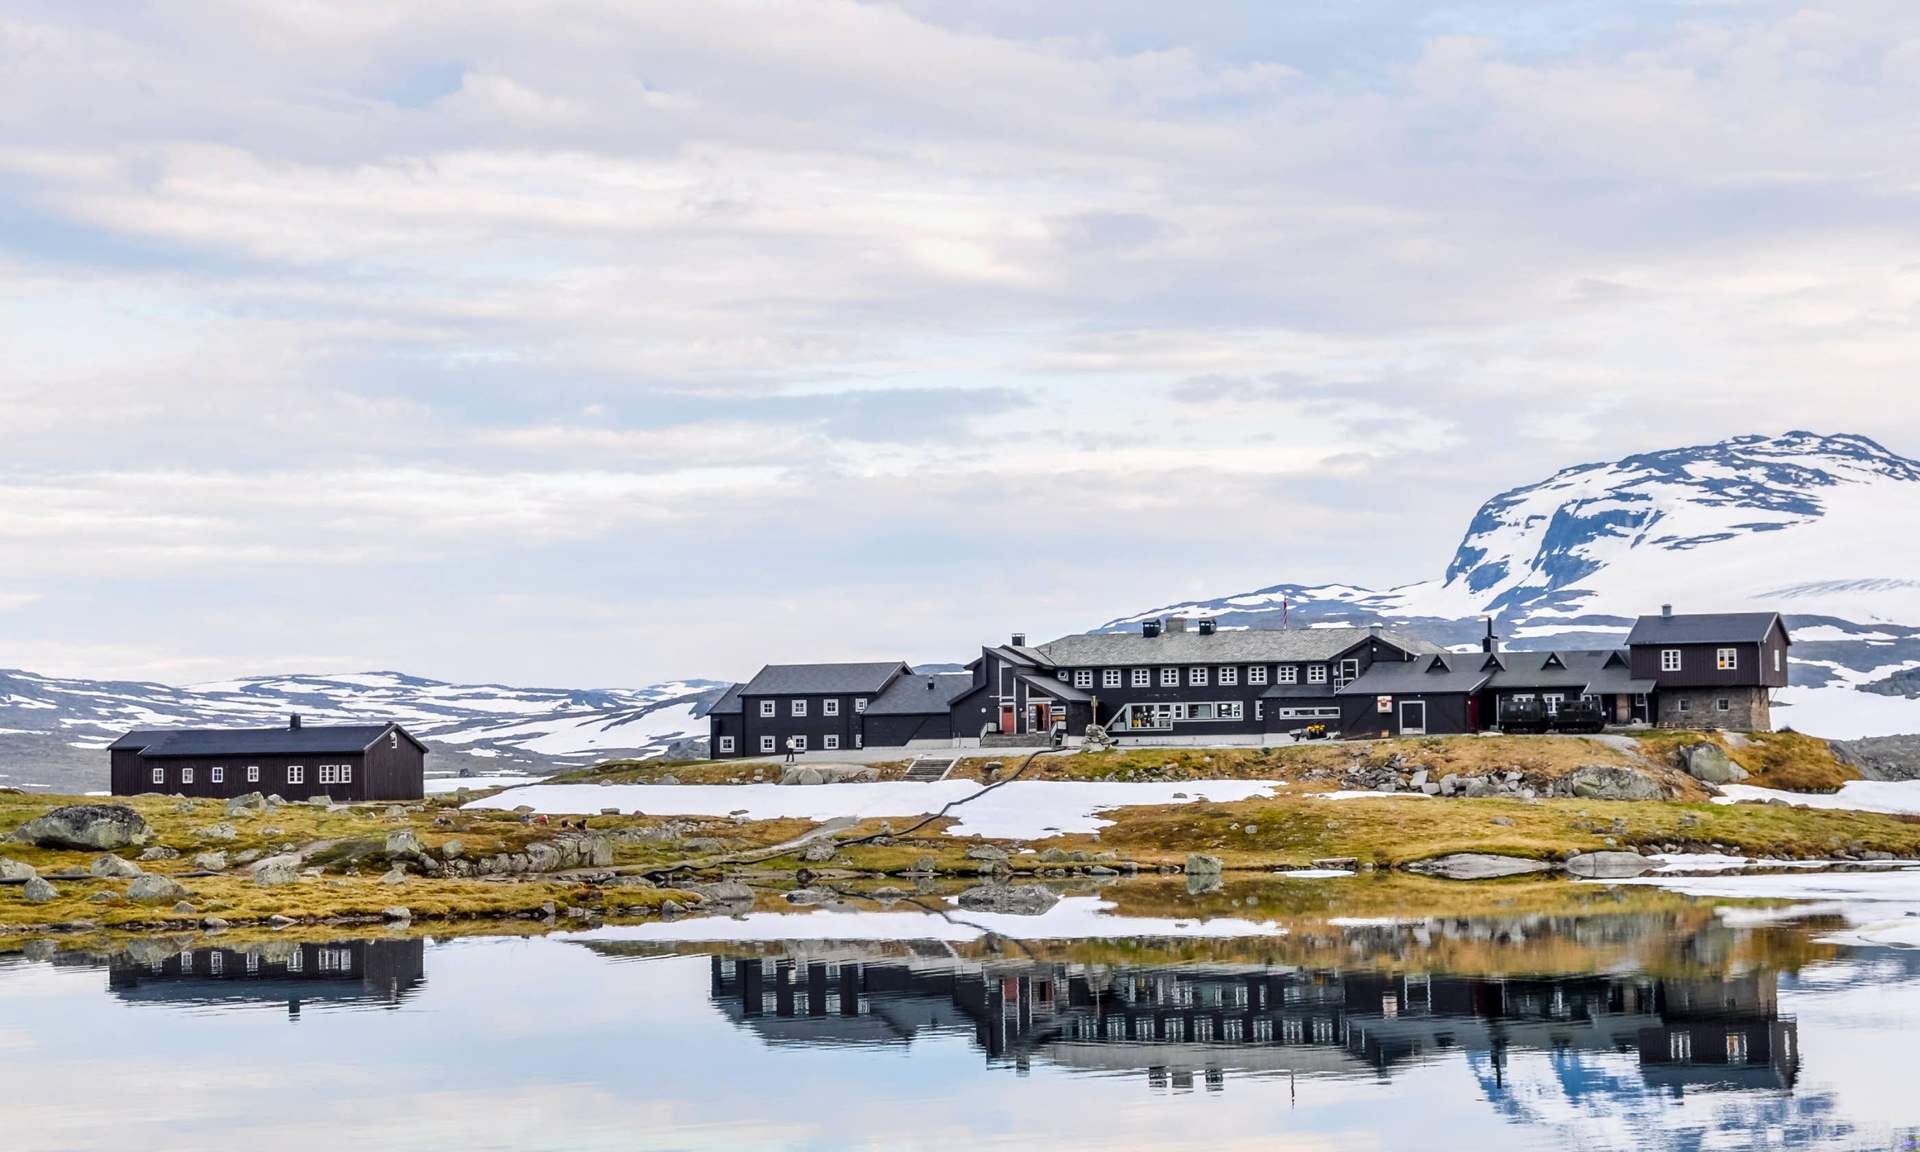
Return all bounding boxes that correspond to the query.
[0,930,1916,1151]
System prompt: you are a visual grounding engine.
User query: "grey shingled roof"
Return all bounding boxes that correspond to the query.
[742,662,909,696]
[705,683,745,716]
[1337,653,1492,696]
[1037,626,1436,667]
[1259,682,1338,700]
[117,724,419,759]
[1485,650,1627,691]
[1627,612,1787,647]
[1582,667,1657,696]
[863,673,975,715]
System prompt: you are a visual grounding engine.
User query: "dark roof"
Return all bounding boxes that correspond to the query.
[741,662,909,696]
[1583,667,1658,696]
[1626,612,1788,647]
[1337,653,1492,696]
[706,683,745,716]
[1485,649,1626,691]
[116,723,421,759]
[1017,673,1094,703]
[1259,682,1338,700]
[864,673,975,716]
[1037,626,1437,668]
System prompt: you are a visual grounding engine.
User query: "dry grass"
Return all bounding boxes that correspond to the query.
[1631,729,1858,792]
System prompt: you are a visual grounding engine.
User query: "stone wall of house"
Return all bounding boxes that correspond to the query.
[1657,687,1770,732]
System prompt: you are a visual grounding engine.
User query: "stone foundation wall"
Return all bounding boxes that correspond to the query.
[1656,688,1770,732]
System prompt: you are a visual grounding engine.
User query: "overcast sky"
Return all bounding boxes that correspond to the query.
[5,0,1920,687]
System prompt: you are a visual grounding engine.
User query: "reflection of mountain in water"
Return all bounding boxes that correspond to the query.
[707,954,1797,1096]
[96,938,426,1018]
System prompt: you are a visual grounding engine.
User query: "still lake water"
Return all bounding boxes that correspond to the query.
[5,893,1920,1150]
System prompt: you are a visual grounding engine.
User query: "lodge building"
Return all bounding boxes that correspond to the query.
[109,715,428,801]
[708,607,1791,756]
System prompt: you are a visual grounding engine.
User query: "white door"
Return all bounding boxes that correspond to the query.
[1399,699,1427,736]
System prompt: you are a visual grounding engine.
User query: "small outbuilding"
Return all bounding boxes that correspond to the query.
[110,715,427,802]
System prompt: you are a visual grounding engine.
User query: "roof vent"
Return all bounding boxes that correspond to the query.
[1166,616,1189,634]
[1142,620,1163,638]
[1662,603,1673,618]
[289,713,302,730]
[1197,618,1217,636]
[926,678,936,690]
[1011,632,1026,647]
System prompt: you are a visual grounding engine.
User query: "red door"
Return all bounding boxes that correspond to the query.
[1467,695,1480,732]
[1000,706,1016,734]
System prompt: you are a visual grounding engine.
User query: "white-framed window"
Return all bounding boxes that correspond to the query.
[1255,700,1264,721]
[1716,648,1738,671]
[179,951,193,973]
[1279,666,1298,685]
[1219,666,1238,686]
[1103,669,1122,689]
[760,700,776,717]
[1670,1032,1691,1061]
[1543,694,1564,716]
[1676,698,1692,713]
[824,698,839,716]
[791,699,807,717]
[759,735,776,753]
[719,736,736,753]
[210,765,225,784]
[1307,665,1328,684]
[209,951,223,975]
[1160,667,1179,687]
[151,766,165,785]
[854,698,867,713]
[1190,702,1215,720]
[1726,1032,1749,1064]
[287,950,304,974]
[286,765,304,784]
[319,764,334,785]
[824,734,840,750]
[1715,697,1731,712]
[181,766,194,784]
[1337,659,1360,686]
[1774,648,1783,673]
[1074,669,1094,689]
[1131,668,1150,687]
[1220,701,1244,720]
[1662,649,1682,672]
[340,763,351,783]
[1189,666,1209,686]
[793,735,808,752]
[245,954,260,974]
[246,765,259,783]
[1248,666,1268,686]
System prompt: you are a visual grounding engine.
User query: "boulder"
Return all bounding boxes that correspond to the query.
[687,880,754,905]
[1565,851,1655,879]
[1405,853,1556,881]
[440,839,465,861]
[21,876,57,903]
[0,856,39,882]
[137,846,180,861]
[379,867,408,886]
[785,888,832,905]
[126,874,189,905]
[385,830,426,857]
[89,854,143,879]
[1185,853,1224,876]
[12,804,152,850]
[192,822,239,843]
[381,905,412,921]
[1309,857,1359,871]
[224,792,267,816]
[655,774,680,786]
[800,841,838,863]
[964,845,1009,863]
[955,884,1061,915]
[251,856,302,887]
[191,851,229,872]
[1682,743,1750,785]
[1561,765,1669,801]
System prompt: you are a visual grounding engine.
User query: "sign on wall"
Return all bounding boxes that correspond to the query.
[1376,696,1393,713]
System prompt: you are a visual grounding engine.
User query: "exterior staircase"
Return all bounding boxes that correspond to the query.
[903,756,955,783]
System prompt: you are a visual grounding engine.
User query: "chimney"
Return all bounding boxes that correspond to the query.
[1142,619,1163,638]
[1197,618,1217,636]
[1482,617,1498,654]
[289,713,302,730]
[1166,616,1189,634]
[1010,632,1027,648]
[1662,603,1674,619]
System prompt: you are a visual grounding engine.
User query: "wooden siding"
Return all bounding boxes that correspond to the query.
[737,694,868,755]
[111,726,424,802]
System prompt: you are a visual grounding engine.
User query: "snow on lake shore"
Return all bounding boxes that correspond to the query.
[1715,780,1920,816]
[565,896,1283,943]
[462,780,1276,839]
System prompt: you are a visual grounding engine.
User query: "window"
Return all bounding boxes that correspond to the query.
[1543,694,1564,716]
[179,951,193,974]
[287,950,304,974]
[1189,666,1209,686]
[1338,658,1360,686]
[1279,666,1298,685]
[760,700,776,718]
[759,735,776,753]
[287,764,304,784]
[210,765,225,784]
[854,698,867,713]
[1717,648,1738,671]
[1131,668,1150,687]
[719,736,736,753]
[246,765,259,783]
[1715,697,1731,712]
[245,954,260,974]
[319,764,334,784]
[1662,649,1682,672]
[1725,1032,1749,1064]
[1774,648,1783,673]
[1074,669,1094,689]
[151,766,164,785]
[824,734,840,750]
[1220,701,1244,720]
[791,699,807,717]
[1219,666,1238,686]
[1160,668,1179,687]
[1677,698,1692,714]
[1670,1032,1692,1061]
[1102,669,1122,689]
[209,951,224,975]
[339,763,351,783]
[1056,669,1070,682]
[792,735,808,752]
[824,698,839,716]
[1307,665,1328,684]
[1248,666,1268,686]
[181,766,194,784]
[1255,700,1264,721]
[1190,702,1215,720]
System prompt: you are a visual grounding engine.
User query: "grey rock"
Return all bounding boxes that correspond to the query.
[955,884,1061,915]
[171,901,195,913]
[1309,857,1360,871]
[0,856,39,882]
[1565,851,1655,879]
[785,888,832,905]
[1564,764,1670,801]
[1490,816,1515,826]
[440,839,465,861]
[379,867,408,886]
[21,876,57,903]
[191,851,228,872]
[192,822,239,843]
[661,899,687,916]
[381,905,412,921]
[687,881,754,904]
[137,846,180,861]
[224,792,267,816]
[202,916,230,930]
[12,804,152,851]
[908,856,938,875]
[1404,853,1555,881]
[126,874,190,905]
[384,829,425,857]
[1185,853,1224,875]
[251,857,301,887]
[1682,743,1750,785]
[268,914,296,927]
[800,841,838,863]
[656,774,680,786]
[89,854,143,879]
[233,849,261,865]
[965,845,1010,862]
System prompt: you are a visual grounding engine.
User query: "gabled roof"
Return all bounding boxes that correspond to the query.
[116,723,422,759]
[741,662,910,696]
[1485,649,1626,691]
[1338,652,1492,695]
[1626,612,1788,647]
[705,683,745,716]
[1017,673,1094,703]
[1036,626,1437,668]
[863,673,975,716]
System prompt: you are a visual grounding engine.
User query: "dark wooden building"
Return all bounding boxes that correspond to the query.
[860,673,975,748]
[712,661,913,758]
[1626,608,1791,729]
[110,715,427,801]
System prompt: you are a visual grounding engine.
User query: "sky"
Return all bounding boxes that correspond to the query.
[5,0,1920,688]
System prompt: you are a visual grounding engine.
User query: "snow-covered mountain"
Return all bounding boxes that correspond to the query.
[0,669,727,794]
[1105,432,1920,739]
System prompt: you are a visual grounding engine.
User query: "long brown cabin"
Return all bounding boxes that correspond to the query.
[109,717,427,802]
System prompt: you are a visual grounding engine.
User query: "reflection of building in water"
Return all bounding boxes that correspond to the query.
[107,939,425,1018]
[708,954,1797,1094]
